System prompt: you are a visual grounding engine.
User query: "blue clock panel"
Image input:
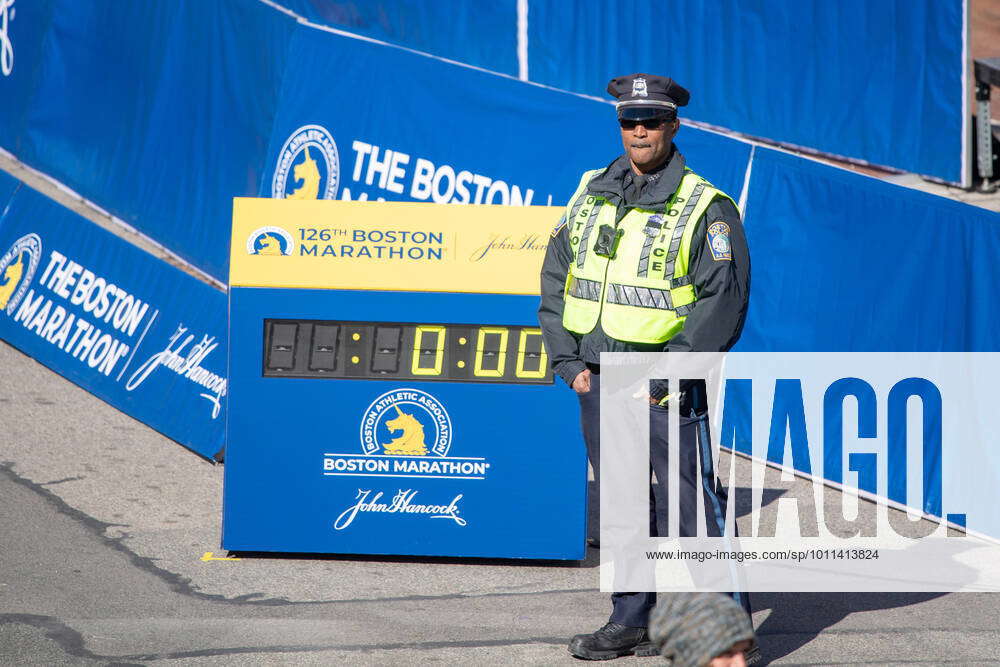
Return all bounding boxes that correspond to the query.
[223,286,587,559]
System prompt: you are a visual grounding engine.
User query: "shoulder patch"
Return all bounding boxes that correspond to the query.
[551,214,568,238]
[707,221,732,261]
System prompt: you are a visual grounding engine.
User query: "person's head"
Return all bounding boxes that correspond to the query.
[606,73,689,173]
[648,593,756,667]
[707,639,753,666]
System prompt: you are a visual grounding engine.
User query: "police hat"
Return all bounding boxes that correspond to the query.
[607,73,690,120]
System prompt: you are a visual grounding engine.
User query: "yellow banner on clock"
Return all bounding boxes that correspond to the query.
[230,199,561,295]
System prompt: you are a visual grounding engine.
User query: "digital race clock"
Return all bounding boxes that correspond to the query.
[224,199,586,560]
[262,319,552,384]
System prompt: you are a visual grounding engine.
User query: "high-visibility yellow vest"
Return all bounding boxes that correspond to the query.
[561,169,733,344]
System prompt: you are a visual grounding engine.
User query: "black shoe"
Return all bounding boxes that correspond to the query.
[568,622,659,660]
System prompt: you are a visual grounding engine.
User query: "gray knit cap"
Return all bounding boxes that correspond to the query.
[648,593,755,667]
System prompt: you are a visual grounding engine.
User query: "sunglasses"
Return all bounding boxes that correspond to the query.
[619,118,670,130]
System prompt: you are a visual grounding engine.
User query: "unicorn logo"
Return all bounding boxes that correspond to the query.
[287,147,321,200]
[383,405,429,456]
[255,234,284,255]
[360,388,453,458]
[246,226,294,256]
[0,233,41,316]
[272,124,340,199]
[0,250,24,309]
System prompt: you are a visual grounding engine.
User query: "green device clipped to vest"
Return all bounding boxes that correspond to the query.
[593,224,624,259]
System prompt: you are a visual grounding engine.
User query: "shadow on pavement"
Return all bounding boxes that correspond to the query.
[228,549,600,568]
[752,592,946,664]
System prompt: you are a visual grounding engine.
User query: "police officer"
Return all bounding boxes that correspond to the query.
[538,73,753,661]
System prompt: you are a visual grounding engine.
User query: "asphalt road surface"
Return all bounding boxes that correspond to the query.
[2,341,1000,665]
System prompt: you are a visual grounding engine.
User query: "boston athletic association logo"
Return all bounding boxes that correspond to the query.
[271,124,340,200]
[361,388,452,457]
[246,226,293,256]
[322,387,491,481]
[0,233,41,316]
[328,388,475,530]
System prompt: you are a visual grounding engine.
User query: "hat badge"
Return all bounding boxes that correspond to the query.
[632,78,648,98]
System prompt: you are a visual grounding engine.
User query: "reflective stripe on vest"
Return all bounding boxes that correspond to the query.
[575,198,605,269]
[606,283,673,310]
[662,181,707,281]
[561,169,732,344]
[568,276,602,301]
[605,283,697,316]
[636,177,685,278]
[637,218,661,278]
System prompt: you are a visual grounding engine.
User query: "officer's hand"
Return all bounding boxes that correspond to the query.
[571,369,592,394]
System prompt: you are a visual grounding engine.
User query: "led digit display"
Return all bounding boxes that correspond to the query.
[412,325,446,376]
[263,319,553,384]
[516,328,548,379]
[473,327,509,378]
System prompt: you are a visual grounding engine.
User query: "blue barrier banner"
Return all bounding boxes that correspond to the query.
[527,0,966,183]
[262,25,752,218]
[0,169,21,207]
[4,2,752,282]
[8,0,296,280]
[278,0,519,76]
[0,176,227,460]
[736,147,1000,353]
[0,0,55,153]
